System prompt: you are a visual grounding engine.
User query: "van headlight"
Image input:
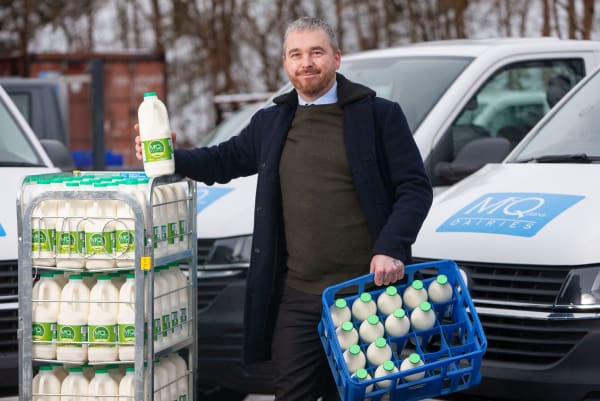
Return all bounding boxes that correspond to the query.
[204,235,252,269]
[555,267,600,308]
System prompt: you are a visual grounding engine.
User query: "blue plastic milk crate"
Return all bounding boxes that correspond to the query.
[318,259,487,401]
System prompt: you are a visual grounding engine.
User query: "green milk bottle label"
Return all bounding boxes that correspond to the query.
[142,138,173,163]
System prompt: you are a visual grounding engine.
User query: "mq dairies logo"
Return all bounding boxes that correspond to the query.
[436,192,585,237]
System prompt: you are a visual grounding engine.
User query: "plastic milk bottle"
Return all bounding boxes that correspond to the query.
[358,314,385,344]
[87,368,118,401]
[57,275,89,362]
[366,337,393,367]
[160,356,179,401]
[118,367,135,400]
[85,184,116,270]
[31,179,57,266]
[410,301,436,331]
[335,321,359,351]
[400,353,425,382]
[118,273,136,361]
[428,274,453,303]
[384,308,410,338]
[138,91,175,177]
[55,182,86,268]
[88,276,119,362]
[170,264,189,341]
[351,293,377,322]
[160,183,180,255]
[403,280,428,310]
[353,368,374,394]
[151,186,167,259]
[161,266,181,340]
[168,352,189,401]
[60,367,89,401]
[115,180,139,268]
[343,344,366,373]
[330,298,351,328]
[32,273,61,359]
[374,360,399,389]
[377,286,403,315]
[153,267,168,350]
[170,182,189,251]
[33,365,61,401]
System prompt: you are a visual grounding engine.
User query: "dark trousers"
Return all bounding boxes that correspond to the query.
[271,285,341,401]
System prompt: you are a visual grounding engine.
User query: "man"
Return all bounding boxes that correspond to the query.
[136,16,432,401]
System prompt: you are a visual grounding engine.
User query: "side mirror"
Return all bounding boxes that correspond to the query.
[39,139,75,171]
[435,137,511,185]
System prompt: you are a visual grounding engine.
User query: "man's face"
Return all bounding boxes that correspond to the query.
[283,29,341,102]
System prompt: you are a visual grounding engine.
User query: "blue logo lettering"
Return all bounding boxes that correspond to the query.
[0,224,5,237]
[436,192,584,237]
[196,187,234,213]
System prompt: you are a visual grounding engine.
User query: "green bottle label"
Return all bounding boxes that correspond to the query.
[171,311,179,334]
[168,222,178,245]
[57,324,87,347]
[179,220,186,241]
[89,324,117,347]
[142,138,173,163]
[118,324,135,343]
[161,314,170,336]
[57,231,84,255]
[32,229,55,252]
[116,229,135,253]
[32,322,57,342]
[85,231,114,256]
[153,318,161,341]
[180,307,188,330]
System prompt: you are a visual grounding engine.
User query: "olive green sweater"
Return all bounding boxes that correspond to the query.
[279,103,373,294]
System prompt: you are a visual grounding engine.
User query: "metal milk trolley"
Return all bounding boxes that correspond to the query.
[17,172,198,400]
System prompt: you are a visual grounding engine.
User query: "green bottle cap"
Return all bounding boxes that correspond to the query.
[144,91,158,97]
[375,337,387,348]
[97,275,111,281]
[356,368,368,380]
[393,308,406,318]
[69,367,83,373]
[341,321,354,332]
[385,286,398,296]
[360,293,372,303]
[383,360,395,371]
[367,315,379,325]
[436,274,448,285]
[39,365,53,371]
[412,280,424,290]
[335,299,347,309]
[69,275,83,280]
[409,353,421,364]
[95,369,108,374]
[126,367,135,373]
[420,301,432,312]
[349,344,361,355]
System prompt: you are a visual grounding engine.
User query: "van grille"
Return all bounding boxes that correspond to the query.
[0,260,19,355]
[459,261,570,306]
[414,259,589,365]
[197,239,214,266]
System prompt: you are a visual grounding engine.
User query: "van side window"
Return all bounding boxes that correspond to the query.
[430,58,585,186]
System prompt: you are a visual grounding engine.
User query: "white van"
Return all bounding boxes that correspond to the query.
[193,39,600,398]
[412,65,600,401]
[0,85,65,392]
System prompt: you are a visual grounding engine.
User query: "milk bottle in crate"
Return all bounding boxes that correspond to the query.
[118,273,136,361]
[32,365,61,401]
[87,368,118,401]
[168,352,189,401]
[84,183,116,270]
[32,273,61,359]
[170,263,190,341]
[56,182,86,268]
[88,276,119,362]
[60,366,89,401]
[31,179,57,266]
[57,275,89,362]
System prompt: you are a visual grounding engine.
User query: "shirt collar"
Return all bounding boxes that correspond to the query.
[297,81,338,106]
